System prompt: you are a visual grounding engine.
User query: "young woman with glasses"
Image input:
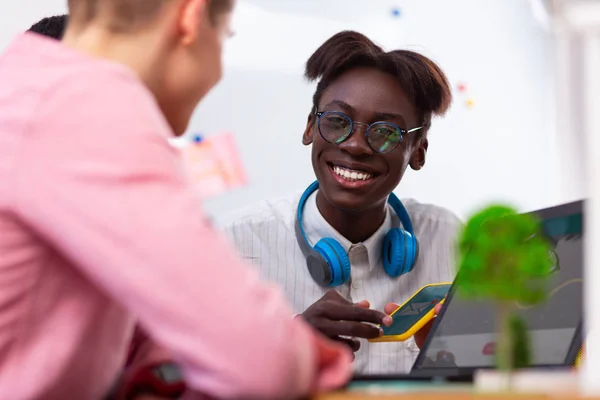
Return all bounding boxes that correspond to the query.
[0,3,352,399]
[222,30,460,375]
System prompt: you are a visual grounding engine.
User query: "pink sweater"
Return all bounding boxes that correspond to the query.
[0,33,351,399]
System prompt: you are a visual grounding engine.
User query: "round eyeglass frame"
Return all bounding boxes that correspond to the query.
[315,111,423,154]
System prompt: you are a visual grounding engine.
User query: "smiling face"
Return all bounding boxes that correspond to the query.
[303,67,428,212]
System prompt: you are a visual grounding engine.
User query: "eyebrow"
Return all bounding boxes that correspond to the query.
[322,99,354,113]
[321,99,407,124]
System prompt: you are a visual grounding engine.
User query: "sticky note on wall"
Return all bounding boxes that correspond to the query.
[181,132,247,199]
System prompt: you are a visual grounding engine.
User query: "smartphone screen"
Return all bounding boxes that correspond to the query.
[381,284,452,336]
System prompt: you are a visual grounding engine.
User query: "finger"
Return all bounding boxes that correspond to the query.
[434,302,443,315]
[355,300,370,308]
[336,337,361,352]
[384,302,400,315]
[323,302,390,325]
[319,319,383,339]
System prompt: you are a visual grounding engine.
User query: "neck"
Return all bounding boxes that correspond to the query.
[316,191,387,244]
[61,26,165,96]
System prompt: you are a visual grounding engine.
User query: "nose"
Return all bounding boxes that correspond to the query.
[338,123,373,157]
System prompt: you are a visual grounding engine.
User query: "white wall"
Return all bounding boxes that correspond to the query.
[198,0,562,221]
[1,0,565,221]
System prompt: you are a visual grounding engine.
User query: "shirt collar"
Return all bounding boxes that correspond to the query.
[301,190,396,267]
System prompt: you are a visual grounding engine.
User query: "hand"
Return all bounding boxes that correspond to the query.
[301,290,392,352]
[383,298,444,349]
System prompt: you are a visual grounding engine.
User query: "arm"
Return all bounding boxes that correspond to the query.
[13,75,351,399]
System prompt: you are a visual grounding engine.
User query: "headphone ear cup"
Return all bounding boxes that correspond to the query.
[313,238,351,286]
[382,228,418,277]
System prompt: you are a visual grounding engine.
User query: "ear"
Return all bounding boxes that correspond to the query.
[302,113,315,146]
[409,137,428,171]
[178,0,208,46]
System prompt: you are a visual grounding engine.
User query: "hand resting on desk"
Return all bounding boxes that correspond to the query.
[123,322,351,400]
[301,290,393,354]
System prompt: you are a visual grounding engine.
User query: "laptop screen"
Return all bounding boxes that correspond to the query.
[414,204,583,370]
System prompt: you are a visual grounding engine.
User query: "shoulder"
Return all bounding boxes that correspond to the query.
[21,59,177,187]
[401,198,463,235]
[36,60,170,140]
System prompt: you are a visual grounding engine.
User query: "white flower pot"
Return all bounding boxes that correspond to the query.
[475,369,579,394]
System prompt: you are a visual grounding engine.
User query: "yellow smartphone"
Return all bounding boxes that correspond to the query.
[368,282,452,343]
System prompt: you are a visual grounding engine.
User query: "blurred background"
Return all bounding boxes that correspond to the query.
[2,0,591,221]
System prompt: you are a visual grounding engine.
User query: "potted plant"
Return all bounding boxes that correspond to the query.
[456,205,553,387]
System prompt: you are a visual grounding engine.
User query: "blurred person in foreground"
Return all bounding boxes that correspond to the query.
[0,2,352,399]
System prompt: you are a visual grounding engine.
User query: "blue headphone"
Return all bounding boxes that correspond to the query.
[294,181,419,287]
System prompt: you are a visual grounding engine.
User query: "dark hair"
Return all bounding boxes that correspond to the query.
[28,15,68,39]
[305,31,452,136]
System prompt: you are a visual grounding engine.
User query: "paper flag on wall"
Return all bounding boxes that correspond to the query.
[180,132,247,199]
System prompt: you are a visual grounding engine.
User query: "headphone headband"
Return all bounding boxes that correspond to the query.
[295,181,413,246]
[295,181,320,253]
[294,181,418,286]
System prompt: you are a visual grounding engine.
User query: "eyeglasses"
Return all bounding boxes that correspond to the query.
[315,111,423,154]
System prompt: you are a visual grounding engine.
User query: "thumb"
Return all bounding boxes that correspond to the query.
[433,295,447,315]
[434,302,443,315]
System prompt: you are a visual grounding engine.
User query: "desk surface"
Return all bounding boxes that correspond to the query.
[315,392,596,400]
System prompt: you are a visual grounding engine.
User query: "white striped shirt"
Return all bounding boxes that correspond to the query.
[222,189,461,374]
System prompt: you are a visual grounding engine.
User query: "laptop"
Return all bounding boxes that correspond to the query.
[350,200,584,386]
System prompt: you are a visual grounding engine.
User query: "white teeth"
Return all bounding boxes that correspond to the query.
[333,165,373,181]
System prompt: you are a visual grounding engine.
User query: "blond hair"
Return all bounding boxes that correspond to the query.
[67,0,233,31]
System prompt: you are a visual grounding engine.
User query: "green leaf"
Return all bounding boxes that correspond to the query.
[456,203,552,305]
